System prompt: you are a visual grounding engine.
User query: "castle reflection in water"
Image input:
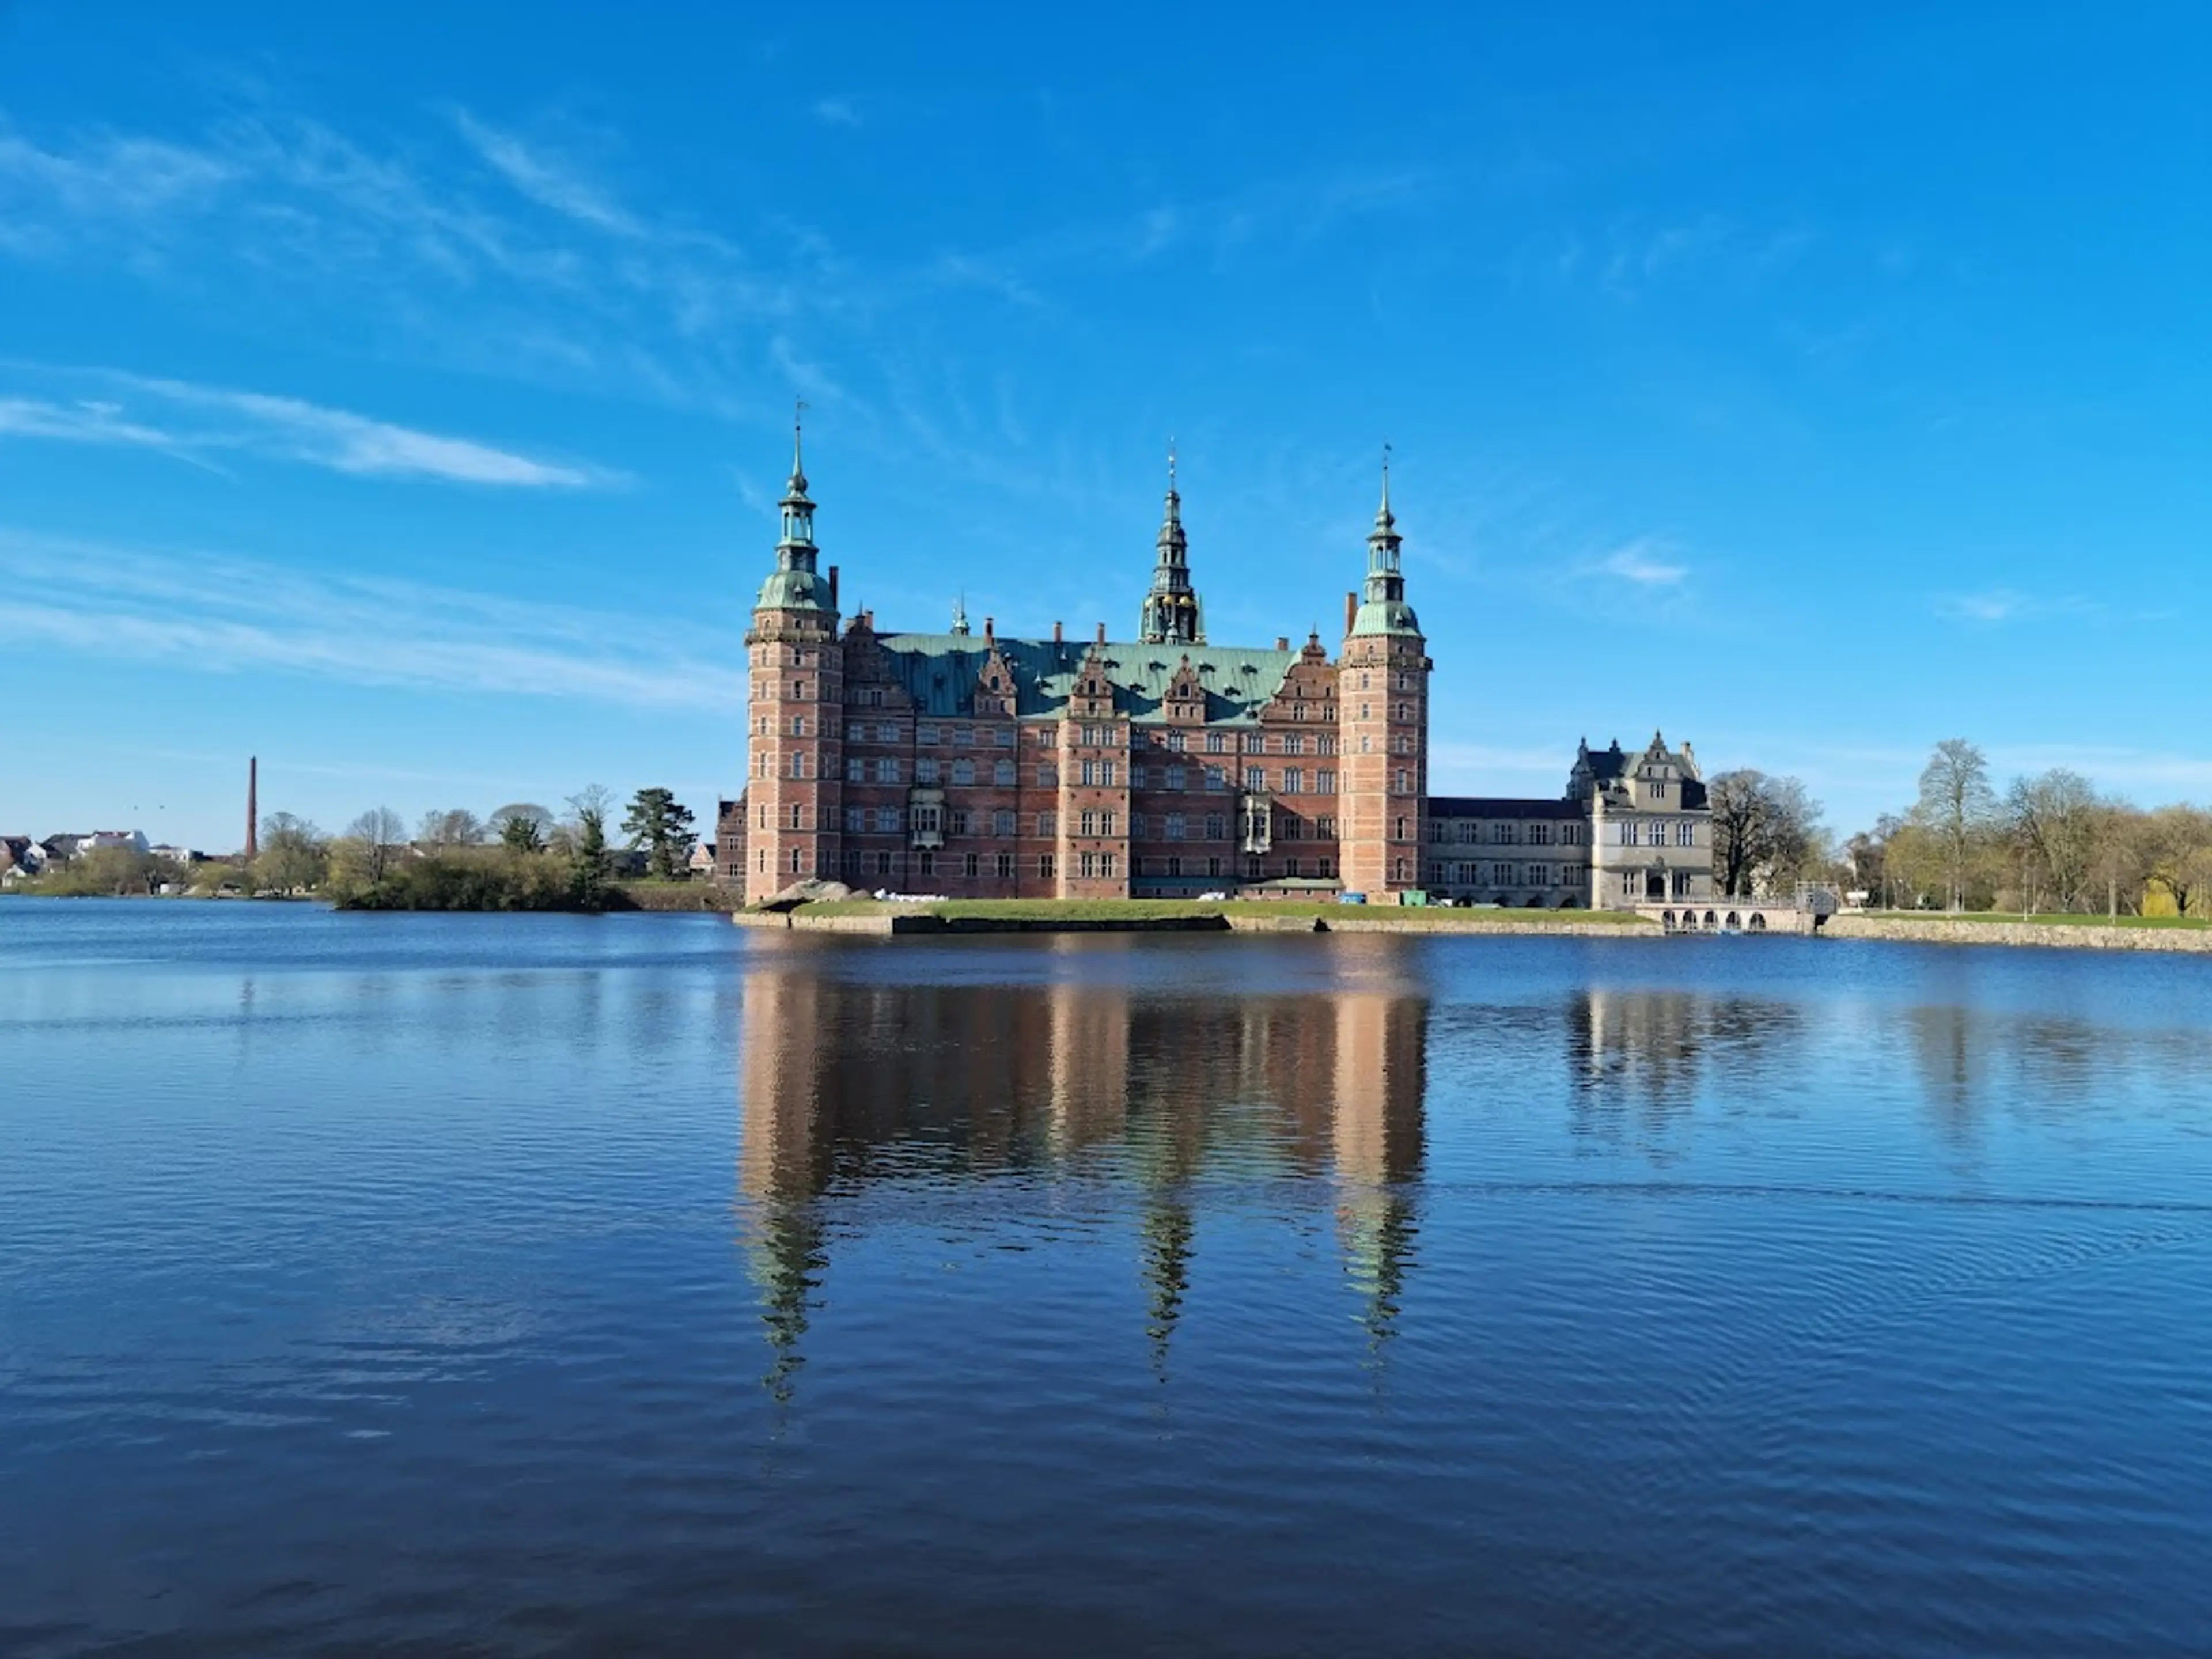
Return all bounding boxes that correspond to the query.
[730,941,1841,1396]
[734,940,1427,1394]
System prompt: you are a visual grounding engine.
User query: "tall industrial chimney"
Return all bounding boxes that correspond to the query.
[245,757,259,861]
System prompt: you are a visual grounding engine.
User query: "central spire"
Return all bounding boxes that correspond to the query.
[1138,439,1205,645]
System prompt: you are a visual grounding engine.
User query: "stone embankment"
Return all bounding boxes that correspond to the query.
[1823,915,2212,953]
[733,908,1657,938]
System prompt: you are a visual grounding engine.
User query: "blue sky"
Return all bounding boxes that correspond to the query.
[3,4,2209,851]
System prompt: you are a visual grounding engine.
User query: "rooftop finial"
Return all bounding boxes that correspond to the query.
[1379,440,1392,520]
[1168,437,1177,494]
[790,398,808,486]
[952,591,971,637]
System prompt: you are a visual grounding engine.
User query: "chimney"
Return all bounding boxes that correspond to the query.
[984,615,995,643]
[1344,591,1358,637]
[1053,620,1063,645]
[245,757,259,861]
[828,564,840,609]
[1275,635,1289,652]
[1094,621,1107,645]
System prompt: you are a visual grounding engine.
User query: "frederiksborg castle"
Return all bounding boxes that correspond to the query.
[719,430,1715,910]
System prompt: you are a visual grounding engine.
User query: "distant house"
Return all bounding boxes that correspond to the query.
[47,830,150,862]
[687,840,718,877]
[1,835,46,881]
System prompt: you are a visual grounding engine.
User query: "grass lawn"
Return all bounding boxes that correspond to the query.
[1859,910,2212,930]
[777,896,1650,926]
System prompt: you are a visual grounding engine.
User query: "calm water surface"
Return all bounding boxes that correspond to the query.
[3,902,2209,1656]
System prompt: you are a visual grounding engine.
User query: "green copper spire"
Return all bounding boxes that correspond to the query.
[756,400,835,613]
[1349,443,1421,638]
[1138,440,1206,645]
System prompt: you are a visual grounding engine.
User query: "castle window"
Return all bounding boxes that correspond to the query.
[952,759,975,786]
[1040,853,1056,879]
[994,760,1016,787]
[1317,770,1336,795]
[874,723,894,743]
[1078,851,1097,880]
[996,853,1014,879]
[1129,763,1147,788]
[1100,853,1116,878]
[1080,760,1097,787]
[878,851,895,877]
[877,758,901,784]
[1207,856,1224,877]
[790,714,807,737]
[1395,859,1410,882]
[996,728,1016,748]
[843,850,861,877]
[1317,816,1336,838]
[846,724,864,744]
[1165,813,1186,841]
[756,849,766,873]
[1166,855,1183,878]
[1317,857,1334,877]
[1285,767,1305,794]
[845,808,864,833]
[1166,766,1188,791]
[789,804,804,830]
[948,810,971,836]
[1037,812,1057,837]
[1677,821,1696,847]
[876,808,902,834]
[1246,857,1263,880]
[1361,736,1372,754]
[1166,731,1187,752]
[1039,764,1058,787]
[1204,766,1227,791]
[1563,823,1584,846]
[916,757,941,785]
[964,853,979,878]
[917,724,939,745]
[1205,813,1227,841]
[790,848,804,874]
[789,753,808,779]
[1205,733,1226,754]
[1491,823,1517,844]
[994,810,1016,837]
[956,726,973,747]
[1396,768,1411,793]
[1529,823,1552,846]
[1395,817,1410,841]
[1244,767,1264,793]
[918,851,937,877]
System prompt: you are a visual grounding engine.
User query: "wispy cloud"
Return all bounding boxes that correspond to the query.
[1596,538,1689,586]
[812,97,861,128]
[1936,588,2095,624]
[0,369,616,487]
[452,110,642,237]
[0,529,745,710]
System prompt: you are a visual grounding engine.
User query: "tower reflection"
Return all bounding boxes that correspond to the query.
[736,940,1427,1394]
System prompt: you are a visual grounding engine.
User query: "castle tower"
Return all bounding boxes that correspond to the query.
[742,411,844,903]
[1336,451,1430,899]
[1137,444,1205,646]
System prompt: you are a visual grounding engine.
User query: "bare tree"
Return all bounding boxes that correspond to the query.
[345,807,408,884]
[2004,769,2100,913]
[1911,739,1997,911]
[1709,769,1827,896]
[416,808,486,848]
[2145,804,2212,916]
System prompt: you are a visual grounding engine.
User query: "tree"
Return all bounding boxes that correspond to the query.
[1911,739,1997,911]
[491,802,554,854]
[622,786,698,881]
[2086,802,2147,918]
[2145,805,2212,917]
[1707,770,1827,897]
[345,807,408,885]
[566,785,616,904]
[255,812,328,894]
[416,808,485,849]
[2004,769,2101,913]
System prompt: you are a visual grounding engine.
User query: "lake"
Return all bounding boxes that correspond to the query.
[3,901,2209,1656]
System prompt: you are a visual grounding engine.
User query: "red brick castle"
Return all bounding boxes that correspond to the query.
[719,423,1431,904]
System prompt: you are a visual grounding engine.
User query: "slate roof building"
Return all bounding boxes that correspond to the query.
[723,423,1430,903]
